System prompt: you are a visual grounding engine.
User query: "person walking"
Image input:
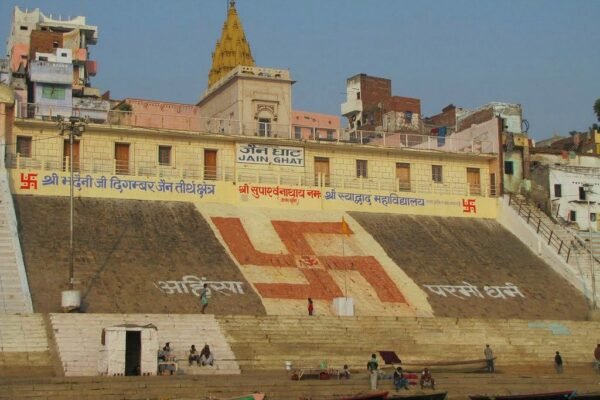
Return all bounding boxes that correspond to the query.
[200,283,209,314]
[484,344,495,373]
[307,298,314,316]
[554,351,563,373]
[594,344,600,372]
[367,353,379,390]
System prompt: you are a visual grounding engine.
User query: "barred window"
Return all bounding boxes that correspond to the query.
[432,165,443,183]
[158,145,172,166]
[356,160,368,178]
[16,136,32,157]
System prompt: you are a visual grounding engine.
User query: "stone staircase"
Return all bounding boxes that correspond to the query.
[49,314,240,376]
[0,314,52,376]
[507,193,600,303]
[1,368,600,400]
[0,169,32,314]
[218,315,600,371]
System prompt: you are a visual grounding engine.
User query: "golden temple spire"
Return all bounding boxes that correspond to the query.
[208,0,255,88]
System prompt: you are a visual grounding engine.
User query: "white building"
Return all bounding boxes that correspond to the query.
[549,165,599,231]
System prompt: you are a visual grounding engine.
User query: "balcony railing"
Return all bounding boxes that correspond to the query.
[15,103,496,156]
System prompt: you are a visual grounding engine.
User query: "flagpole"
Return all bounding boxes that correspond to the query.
[341,217,348,299]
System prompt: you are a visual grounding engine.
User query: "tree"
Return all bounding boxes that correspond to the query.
[594,98,600,122]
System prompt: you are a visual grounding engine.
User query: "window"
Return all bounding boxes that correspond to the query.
[554,184,562,198]
[16,136,32,157]
[52,41,59,48]
[404,111,413,124]
[294,126,301,139]
[591,213,597,222]
[61,52,67,57]
[158,146,172,166]
[579,186,587,201]
[356,160,368,178]
[42,86,66,100]
[356,92,361,100]
[327,130,334,140]
[19,26,28,31]
[432,165,443,183]
[258,118,271,137]
[569,210,577,221]
[504,161,514,175]
[38,56,48,62]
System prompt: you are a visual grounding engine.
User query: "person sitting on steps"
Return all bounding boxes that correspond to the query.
[200,344,214,366]
[188,345,200,366]
[420,367,436,390]
[393,366,409,391]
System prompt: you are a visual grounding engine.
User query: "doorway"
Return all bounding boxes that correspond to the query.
[314,157,330,186]
[467,168,481,195]
[124,331,141,376]
[396,163,411,191]
[115,143,130,175]
[204,149,217,180]
[63,139,80,172]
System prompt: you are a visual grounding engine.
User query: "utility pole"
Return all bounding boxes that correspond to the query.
[57,116,86,290]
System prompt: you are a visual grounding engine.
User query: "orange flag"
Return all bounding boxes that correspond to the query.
[341,217,350,235]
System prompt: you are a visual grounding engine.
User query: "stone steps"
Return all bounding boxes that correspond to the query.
[1,368,599,400]
[0,170,32,314]
[218,315,600,371]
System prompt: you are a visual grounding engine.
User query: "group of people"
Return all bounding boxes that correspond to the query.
[188,344,214,366]
[366,354,436,392]
[156,342,215,375]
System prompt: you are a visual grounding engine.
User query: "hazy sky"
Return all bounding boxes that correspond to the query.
[2,0,599,140]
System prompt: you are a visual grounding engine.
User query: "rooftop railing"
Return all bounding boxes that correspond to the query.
[15,102,497,156]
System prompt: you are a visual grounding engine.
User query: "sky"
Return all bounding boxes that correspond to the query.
[1,0,599,141]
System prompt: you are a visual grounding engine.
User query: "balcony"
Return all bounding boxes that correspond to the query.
[29,61,73,84]
[341,99,362,116]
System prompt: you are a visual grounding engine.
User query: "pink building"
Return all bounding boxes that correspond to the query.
[291,110,340,141]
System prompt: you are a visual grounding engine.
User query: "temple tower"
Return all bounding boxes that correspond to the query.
[207,0,255,88]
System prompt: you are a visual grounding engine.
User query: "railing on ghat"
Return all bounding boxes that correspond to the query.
[15,103,497,156]
[508,193,573,263]
[6,152,499,198]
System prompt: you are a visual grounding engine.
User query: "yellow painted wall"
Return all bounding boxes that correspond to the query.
[10,170,496,218]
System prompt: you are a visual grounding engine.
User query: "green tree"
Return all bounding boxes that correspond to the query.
[594,98,600,122]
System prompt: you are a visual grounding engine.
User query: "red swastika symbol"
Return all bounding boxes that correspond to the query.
[212,217,406,303]
[462,198,477,213]
[20,173,38,190]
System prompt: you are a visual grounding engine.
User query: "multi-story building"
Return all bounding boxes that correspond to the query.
[5,6,107,121]
[341,73,421,135]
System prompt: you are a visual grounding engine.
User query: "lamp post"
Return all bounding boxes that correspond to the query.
[583,183,596,309]
[57,116,86,291]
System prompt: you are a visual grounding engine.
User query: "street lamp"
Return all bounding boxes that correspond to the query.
[57,116,87,293]
[583,183,596,309]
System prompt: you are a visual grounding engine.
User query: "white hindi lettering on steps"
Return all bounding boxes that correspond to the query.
[424,282,525,300]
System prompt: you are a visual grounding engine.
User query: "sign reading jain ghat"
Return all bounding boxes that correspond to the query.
[236,143,304,166]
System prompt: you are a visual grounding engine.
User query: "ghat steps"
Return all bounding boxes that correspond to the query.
[0,170,32,314]
[1,368,600,400]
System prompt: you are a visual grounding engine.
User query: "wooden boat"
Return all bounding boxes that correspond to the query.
[209,394,265,400]
[388,392,448,400]
[336,391,389,400]
[572,394,600,400]
[469,390,575,400]
[394,358,489,373]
